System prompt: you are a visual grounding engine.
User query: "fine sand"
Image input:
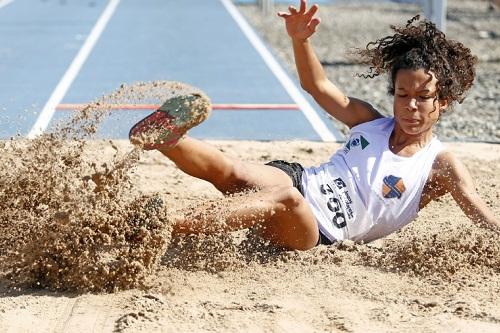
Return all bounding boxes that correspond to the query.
[1,138,499,332]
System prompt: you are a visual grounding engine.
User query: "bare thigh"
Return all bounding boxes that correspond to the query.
[214,159,295,194]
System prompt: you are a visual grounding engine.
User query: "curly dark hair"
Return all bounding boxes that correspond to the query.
[355,15,477,110]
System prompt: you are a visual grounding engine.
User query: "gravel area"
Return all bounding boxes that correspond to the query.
[237,0,500,142]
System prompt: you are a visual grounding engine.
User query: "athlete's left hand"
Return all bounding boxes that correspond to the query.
[278,0,321,41]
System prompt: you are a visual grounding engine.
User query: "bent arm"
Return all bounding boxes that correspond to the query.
[292,39,382,128]
[279,0,382,128]
[437,152,500,232]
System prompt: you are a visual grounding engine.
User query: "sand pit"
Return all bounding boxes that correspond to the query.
[1,134,499,332]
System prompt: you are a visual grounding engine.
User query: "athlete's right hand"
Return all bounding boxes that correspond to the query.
[278,0,320,41]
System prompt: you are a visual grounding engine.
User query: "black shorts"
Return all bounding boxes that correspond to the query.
[265,160,334,246]
[265,160,305,195]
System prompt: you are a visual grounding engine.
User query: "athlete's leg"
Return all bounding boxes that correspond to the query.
[172,186,319,250]
[129,93,294,194]
[129,93,319,248]
[159,136,294,194]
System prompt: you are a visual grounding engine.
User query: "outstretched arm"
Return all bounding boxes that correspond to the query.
[278,0,382,128]
[436,151,500,232]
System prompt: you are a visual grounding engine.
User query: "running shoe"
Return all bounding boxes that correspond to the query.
[129,93,211,150]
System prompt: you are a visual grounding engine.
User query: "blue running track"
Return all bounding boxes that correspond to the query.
[0,0,342,141]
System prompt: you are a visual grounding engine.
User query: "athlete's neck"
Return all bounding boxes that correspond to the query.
[389,123,434,156]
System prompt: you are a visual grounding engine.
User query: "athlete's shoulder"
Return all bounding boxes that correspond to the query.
[419,150,453,207]
[432,150,466,186]
[434,149,457,167]
[350,115,391,133]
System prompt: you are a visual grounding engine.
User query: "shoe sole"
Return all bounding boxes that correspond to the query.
[129,93,211,150]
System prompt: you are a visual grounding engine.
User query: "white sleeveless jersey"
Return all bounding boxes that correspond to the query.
[301,117,443,243]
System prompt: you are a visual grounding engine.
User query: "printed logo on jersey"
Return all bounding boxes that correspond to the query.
[382,175,406,199]
[344,135,370,154]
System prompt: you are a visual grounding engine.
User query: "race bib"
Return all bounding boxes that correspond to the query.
[305,173,373,242]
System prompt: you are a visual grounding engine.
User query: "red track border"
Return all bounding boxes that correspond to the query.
[56,103,300,111]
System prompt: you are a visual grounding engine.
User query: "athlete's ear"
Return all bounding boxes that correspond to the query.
[439,98,449,111]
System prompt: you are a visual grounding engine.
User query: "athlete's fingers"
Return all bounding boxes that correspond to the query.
[299,0,306,14]
[277,11,292,18]
[305,4,318,20]
[289,5,298,14]
[308,17,321,32]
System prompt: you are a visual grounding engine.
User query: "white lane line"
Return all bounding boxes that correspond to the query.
[27,0,121,138]
[0,0,15,10]
[220,0,341,142]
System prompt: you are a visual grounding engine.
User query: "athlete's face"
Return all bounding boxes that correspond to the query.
[392,69,448,136]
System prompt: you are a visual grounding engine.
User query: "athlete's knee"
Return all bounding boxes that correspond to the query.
[212,158,245,192]
[273,187,305,211]
[220,160,250,186]
[229,160,252,182]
